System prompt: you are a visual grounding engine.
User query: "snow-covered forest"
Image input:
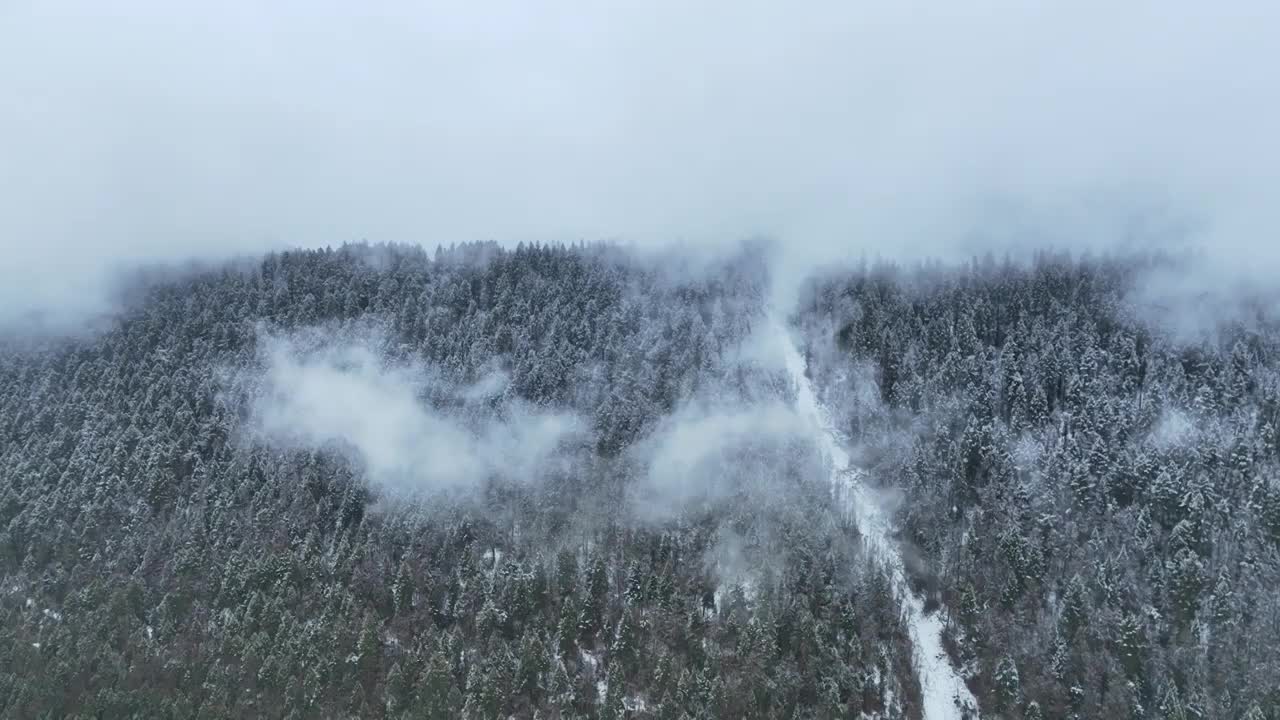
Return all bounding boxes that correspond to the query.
[2,241,1276,718]
[0,242,919,718]
[797,254,1280,718]
[4,1,1280,715]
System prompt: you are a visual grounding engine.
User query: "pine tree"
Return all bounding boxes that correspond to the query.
[1158,683,1188,720]
[516,631,549,706]
[391,557,415,616]
[993,655,1021,712]
[384,661,408,716]
[557,600,578,661]
[613,611,639,675]
[1059,574,1089,640]
[418,646,456,718]
[556,550,578,601]
[601,661,626,720]
[1116,612,1147,679]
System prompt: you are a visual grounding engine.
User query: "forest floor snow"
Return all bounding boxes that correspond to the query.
[776,320,979,720]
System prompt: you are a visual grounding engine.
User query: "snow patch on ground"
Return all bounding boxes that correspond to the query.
[776,319,979,720]
[483,547,504,571]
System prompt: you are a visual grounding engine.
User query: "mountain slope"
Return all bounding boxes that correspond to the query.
[797,254,1280,718]
[0,242,924,718]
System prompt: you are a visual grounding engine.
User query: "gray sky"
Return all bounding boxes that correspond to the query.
[2,1,1276,325]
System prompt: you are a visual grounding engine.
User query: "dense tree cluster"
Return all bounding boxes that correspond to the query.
[0,242,922,718]
[800,253,1280,719]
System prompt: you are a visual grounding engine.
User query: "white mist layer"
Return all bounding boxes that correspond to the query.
[629,400,812,523]
[249,333,580,492]
[775,318,979,720]
[4,2,1279,330]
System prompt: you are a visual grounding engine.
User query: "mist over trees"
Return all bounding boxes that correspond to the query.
[4,0,1278,716]
[2,241,1276,719]
[0,242,925,718]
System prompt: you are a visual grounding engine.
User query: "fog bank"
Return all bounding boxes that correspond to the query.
[247,328,581,493]
[3,1,1276,326]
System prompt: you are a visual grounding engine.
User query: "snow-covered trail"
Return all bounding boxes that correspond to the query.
[775,320,978,720]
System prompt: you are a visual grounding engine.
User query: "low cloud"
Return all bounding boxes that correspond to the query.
[246,328,581,493]
[1150,408,1196,452]
[3,2,1277,329]
[628,399,821,522]
[1124,251,1280,343]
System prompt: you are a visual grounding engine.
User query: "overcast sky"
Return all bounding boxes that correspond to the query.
[1,1,1276,325]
